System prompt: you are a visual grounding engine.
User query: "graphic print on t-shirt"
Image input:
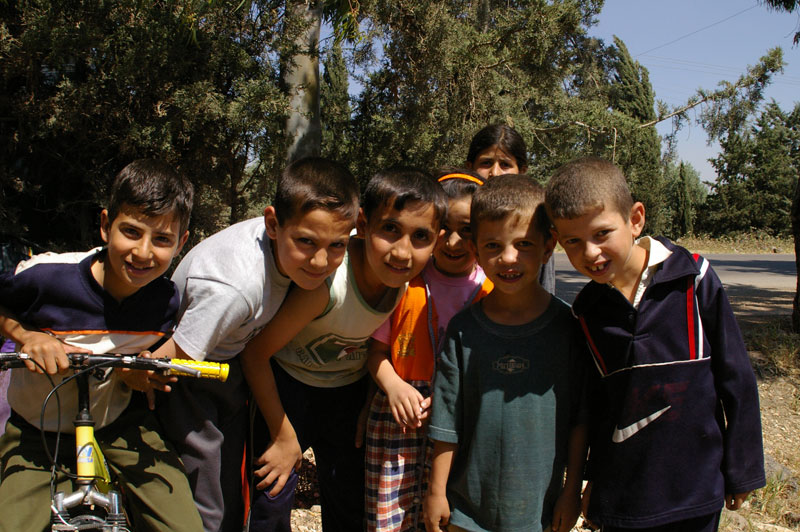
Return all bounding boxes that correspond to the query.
[492,353,530,375]
[300,333,368,368]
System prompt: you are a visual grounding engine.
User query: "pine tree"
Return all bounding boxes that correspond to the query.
[702,101,800,237]
[661,161,705,238]
[320,40,352,164]
[678,162,694,236]
[346,0,607,180]
[0,1,294,246]
[608,36,666,234]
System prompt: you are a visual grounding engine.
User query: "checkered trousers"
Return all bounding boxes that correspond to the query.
[365,382,433,532]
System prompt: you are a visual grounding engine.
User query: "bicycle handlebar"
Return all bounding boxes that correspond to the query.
[0,352,229,382]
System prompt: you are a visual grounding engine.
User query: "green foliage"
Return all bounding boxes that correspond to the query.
[320,39,352,164]
[341,3,674,236]
[606,36,664,234]
[697,48,785,142]
[344,0,607,182]
[609,37,655,122]
[0,0,293,249]
[698,101,800,237]
[661,161,707,238]
[1,0,791,255]
[759,0,800,44]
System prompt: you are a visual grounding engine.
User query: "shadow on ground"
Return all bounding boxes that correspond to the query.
[725,285,794,326]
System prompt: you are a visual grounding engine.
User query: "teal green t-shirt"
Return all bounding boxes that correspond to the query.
[428,297,588,532]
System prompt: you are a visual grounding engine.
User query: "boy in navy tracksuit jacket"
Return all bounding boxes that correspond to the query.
[545,157,765,532]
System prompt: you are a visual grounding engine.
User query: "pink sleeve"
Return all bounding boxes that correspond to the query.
[371,316,392,344]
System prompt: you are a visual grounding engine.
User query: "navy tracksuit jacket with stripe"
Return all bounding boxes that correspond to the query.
[572,237,765,528]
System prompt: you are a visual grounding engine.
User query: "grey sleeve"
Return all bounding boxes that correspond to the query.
[172,277,252,361]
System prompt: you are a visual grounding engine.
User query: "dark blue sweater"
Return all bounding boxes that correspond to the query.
[572,237,765,527]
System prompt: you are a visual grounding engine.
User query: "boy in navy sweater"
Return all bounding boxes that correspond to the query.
[0,160,200,532]
[545,157,765,532]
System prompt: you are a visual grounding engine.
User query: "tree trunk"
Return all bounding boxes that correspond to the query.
[284,1,322,163]
[792,174,800,332]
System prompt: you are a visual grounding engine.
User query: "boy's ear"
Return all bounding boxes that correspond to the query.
[99,209,111,244]
[355,208,367,238]
[542,232,556,264]
[263,206,279,239]
[549,226,560,243]
[177,231,189,253]
[629,202,646,238]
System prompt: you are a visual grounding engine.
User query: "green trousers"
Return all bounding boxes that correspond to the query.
[0,396,203,532]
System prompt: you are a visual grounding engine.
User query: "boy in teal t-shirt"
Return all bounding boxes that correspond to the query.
[424,174,588,532]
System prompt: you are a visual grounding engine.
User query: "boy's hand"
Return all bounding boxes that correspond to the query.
[423,493,450,532]
[552,490,580,532]
[21,332,85,375]
[386,380,430,430]
[725,491,751,510]
[581,481,598,529]
[118,350,178,409]
[253,434,303,496]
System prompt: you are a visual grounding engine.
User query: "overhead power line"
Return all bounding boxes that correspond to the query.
[635,4,759,57]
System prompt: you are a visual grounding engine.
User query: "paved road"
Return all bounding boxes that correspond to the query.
[553,252,796,322]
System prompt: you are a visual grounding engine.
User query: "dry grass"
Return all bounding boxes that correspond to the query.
[553,233,794,255]
[746,317,800,380]
[674,233,794,254]
[734,317,800,531]
[746,475,800,530]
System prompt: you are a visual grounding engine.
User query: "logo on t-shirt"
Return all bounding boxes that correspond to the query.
[492,354,529,375]
[301,333,368,367]
[395,333,416,358]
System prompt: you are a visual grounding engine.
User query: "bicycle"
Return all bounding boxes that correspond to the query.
[0,351,229,532]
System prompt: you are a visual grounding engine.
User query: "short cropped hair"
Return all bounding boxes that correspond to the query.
[273,157,360,226]
[362,167,448,228]
[434,168,486,200]
[466,124,528,170]
[470,174,550,242]
[545,157,634,221]
[108,159,194,234]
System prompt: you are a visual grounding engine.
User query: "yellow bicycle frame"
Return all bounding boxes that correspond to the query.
[74,425,112,493]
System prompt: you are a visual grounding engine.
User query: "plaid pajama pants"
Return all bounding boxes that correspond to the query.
[365,381,432,532]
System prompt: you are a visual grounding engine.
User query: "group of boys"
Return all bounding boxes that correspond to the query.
[0,154,764,532]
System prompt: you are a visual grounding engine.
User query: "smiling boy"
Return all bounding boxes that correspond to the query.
[240,167,447,532]
[151,157,360,532]
[0,159,201,532]
[424,174,588,532]
[546,157,765,532]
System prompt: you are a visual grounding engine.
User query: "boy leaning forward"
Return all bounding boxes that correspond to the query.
[153,157,360,532]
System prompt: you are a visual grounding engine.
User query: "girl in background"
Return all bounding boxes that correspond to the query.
[465,124,556,294]
[465,123,527,179]
[365,170,492,532]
